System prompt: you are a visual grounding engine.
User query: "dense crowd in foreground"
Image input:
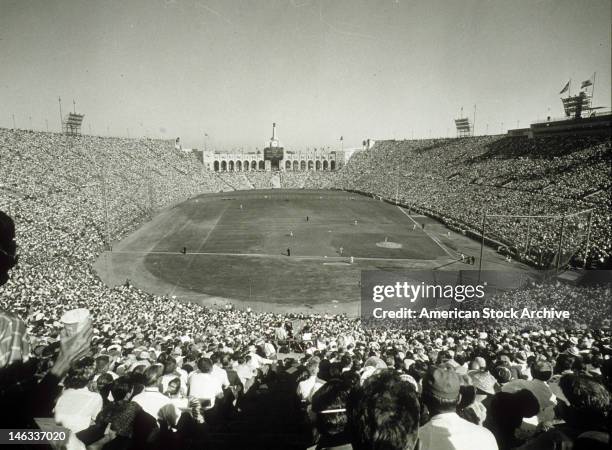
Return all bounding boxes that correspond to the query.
[0,129,610,449]
[1,208,611,450]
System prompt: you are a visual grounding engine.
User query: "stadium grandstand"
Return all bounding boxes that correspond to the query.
[1,122,611,448]
[1,1,611,449]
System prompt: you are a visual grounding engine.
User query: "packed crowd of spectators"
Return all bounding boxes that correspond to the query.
[326,135,611,268]
[212,172,252,191]
[0,128,610,449]
[279,172,309,189]
[244,171,274,190]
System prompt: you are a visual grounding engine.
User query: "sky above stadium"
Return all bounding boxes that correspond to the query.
[0,0,610,150]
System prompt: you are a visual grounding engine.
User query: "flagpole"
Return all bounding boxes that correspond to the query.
[591,72,596,105]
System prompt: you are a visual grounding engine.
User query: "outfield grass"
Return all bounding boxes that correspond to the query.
[105,190,449,306]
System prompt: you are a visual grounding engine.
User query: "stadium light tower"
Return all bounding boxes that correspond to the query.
[58,97,63,131]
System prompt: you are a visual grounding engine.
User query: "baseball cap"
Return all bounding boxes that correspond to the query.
[422,364,461,401]
[470,370,497,395]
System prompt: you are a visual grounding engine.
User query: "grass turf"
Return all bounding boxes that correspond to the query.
[118,190,447,305]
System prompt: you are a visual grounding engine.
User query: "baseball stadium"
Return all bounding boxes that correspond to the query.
[1,1,611,450]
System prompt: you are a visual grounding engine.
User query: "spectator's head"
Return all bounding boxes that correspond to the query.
[408,360,428,384]
[221,353,232,369]
[210,352,222,365]
[306,356,320,378]
[470,356,487,371]
[328,362,343,380]
[531,360,553,382]
[96,372,114,397]
[436,350,452,364]
[557,373,610,427]
[127,372,147,396]
[341,370,360,388]
[295,367,311,384]
[162,356,177,375]
[492,364,513,385]
[470,370,497,396]
[421,364,461,416]
[340,354,352,370]
[166,377,181,396]
[143,364,163,387]
[95,355,110,373]
[64,360,94,389]
[0,211,17,286]
[554,354,576,374]
[348,370,420,450]
[197,357,213,374]
[311,379,350,437]
[488,390,539,433]
[111,376,134,401]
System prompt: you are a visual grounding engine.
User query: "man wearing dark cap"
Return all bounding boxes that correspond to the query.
[419,364,498,450]
[525,360,556,423]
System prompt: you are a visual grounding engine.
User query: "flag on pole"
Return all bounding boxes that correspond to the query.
[340,136,343,141]
[559,80,570,95]
[581,74,593,89]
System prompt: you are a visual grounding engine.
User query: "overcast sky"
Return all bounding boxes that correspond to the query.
[1,0,610,150]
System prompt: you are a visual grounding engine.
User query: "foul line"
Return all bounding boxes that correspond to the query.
[396,206,458,259]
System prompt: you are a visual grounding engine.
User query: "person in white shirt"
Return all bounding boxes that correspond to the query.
[247,345,273,370]
[235,355,257,390]
[262,340,276,359]
[54,365,103,450]
[160,355,188,397]
[419,364,498,450]
[132,364,180,425]
[187,357,223,409]
[297,356,325,403]
[275,324,288,342]
[210,352,230,389]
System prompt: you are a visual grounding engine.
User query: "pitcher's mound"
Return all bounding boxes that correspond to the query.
[376,241,402,249]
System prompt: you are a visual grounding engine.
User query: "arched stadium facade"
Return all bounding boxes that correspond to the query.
[202,147,340,173]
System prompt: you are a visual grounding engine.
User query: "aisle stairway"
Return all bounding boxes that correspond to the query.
[241,173,254,189]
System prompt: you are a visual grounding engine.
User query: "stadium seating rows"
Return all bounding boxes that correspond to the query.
[0,128,610,450]
[328,135,610,267]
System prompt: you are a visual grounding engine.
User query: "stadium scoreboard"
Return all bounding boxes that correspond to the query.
[264,147,284,161]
